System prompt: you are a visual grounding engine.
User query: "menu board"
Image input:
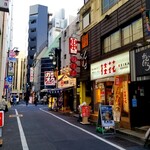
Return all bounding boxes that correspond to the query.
[100,105,115,127]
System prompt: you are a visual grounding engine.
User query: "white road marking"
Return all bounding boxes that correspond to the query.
[40,108,126,150]
[15,109,29,150]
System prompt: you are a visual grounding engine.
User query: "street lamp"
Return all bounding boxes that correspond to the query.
[49,51,58,88]
[48,48,61,111]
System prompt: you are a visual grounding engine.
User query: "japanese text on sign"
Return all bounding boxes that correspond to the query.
[44,71,55,86]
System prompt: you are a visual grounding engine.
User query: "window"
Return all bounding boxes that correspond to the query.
[30,37,36,41]
[102,0,119,13]
[104,30,121,53]
[104,18,143,53]
[122,25,132,45]
[30,56,34,59]
[30,46,36,51]
[84,0,89,4]
[104,37,110,53]
[110,31,121,50]
[64,54,66,59]
[83,10,90,29]
[30,28,36,32]
[132,18,143,41]
[64,31,67,37]
[122,18,143,45]
[30,19,36,24]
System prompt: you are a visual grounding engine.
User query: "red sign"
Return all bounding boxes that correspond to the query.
[81,106,90,117]
[69,37,77,54]
[44,71,55,86]
[70,63,77,69]
[70,56,78,63]
[0,111,4,127]
[70,70,77,76]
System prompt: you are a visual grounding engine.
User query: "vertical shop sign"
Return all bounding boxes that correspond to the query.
[30,67,34,82]
[81,50,88,69]
[44,71,55,86]
[81,33,88,49]
[69,37,79,76]
[122,81,129,116]
[69,37,78,54]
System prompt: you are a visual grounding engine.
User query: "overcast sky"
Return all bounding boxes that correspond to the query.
[12,0,83,52]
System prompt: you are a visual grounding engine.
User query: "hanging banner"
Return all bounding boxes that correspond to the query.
[8,62,14,76]
[30,67,34,82]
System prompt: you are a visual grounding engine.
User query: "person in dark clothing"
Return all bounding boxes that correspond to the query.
[34,95,38,106]
[24,94,29,106]
[12,95,16,106]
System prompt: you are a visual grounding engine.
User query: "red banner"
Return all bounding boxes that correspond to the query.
[0,111,4,127]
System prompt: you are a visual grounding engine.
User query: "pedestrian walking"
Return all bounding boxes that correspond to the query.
[12,95,17,106]
[34,95,38,106]
[0,95,8,112]
[24,93,29,106]
[43,94,48,105]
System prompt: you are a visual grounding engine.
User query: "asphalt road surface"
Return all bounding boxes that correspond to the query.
[1,102,148,150]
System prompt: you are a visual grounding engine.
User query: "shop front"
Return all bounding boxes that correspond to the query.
[90,51,131,129]
[58,74,76,112]
[130,45,150,127]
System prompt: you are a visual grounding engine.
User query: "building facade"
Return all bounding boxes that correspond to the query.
[0,1,13,99]
[78,0,150,129]
[27,4,48,91]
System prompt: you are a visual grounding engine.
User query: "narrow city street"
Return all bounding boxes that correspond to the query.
[0,102,148,150]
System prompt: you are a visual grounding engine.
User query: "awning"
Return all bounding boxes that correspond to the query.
[41,88,62,94]
[48,88,62,94]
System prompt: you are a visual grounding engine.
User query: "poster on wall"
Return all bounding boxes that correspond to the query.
[8,62,14,76]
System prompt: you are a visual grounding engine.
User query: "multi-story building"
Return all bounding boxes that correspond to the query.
[78,0,150,129]
[11,50,26,96]
[27,4,48,92]
[57,16,81,112]
[0,1,13,99]
[32,9,67,99]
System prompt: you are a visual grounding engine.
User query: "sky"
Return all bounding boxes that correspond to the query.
[12,0,83,52]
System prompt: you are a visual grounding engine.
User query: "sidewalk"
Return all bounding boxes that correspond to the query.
[61,111,148,145]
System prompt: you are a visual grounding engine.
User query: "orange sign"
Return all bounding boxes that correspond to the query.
[81,33,89,49]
